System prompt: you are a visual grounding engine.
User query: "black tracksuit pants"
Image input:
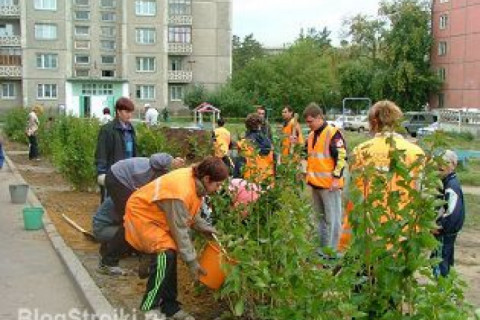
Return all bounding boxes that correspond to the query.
[141,250,180,317]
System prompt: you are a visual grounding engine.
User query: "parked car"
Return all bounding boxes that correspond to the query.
[417,122,440,137]
[327,115,356,129]
[344,116,370,132]
[402,112,438,137]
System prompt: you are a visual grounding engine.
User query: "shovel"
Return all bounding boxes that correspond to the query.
[61,214,97,242]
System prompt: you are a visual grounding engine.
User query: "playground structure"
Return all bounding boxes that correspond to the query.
[193,102,221,129]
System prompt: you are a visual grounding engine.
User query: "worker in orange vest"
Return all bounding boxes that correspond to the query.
[302,102,347,257]
[281,105,304,157]
[124,157,229,320]
[236,113,274,185]
[213,118,233,170]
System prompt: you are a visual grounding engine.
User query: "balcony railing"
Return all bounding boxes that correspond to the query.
[0,35,20,46]
[168,43,193,55]
[0,65,21,77]
[168,15,193,25]
[0,5,20,17]
[168,70,193,83]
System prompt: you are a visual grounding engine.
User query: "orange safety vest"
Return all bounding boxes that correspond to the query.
[238,139,274,185]
[306,125,345,189]
[214,127,231,158]
[281,118,305,156]
[124,168,202,254]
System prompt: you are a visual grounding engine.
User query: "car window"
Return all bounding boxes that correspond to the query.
[418,115,426,122]
[433,115,438,122]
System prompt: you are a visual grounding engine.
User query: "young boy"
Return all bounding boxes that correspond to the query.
[434,150,466,277]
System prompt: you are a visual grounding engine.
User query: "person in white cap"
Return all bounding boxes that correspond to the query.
[144,103,159,126]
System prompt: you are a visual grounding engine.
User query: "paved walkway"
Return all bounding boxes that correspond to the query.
[463,186,480,196]
[0,162,87,319]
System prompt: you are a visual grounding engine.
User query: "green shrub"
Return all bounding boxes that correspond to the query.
[4,107,28,143]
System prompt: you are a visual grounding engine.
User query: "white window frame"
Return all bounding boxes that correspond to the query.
[136,57,156,72]
[168,26,191,43]
[438,67,446,81]
[36,53,58,69]
[101,55,116,64]
[439,15,448,30]
[100,0,116,8]
[169,85,183,101]
[135,28,156,44]
[101,12,116,22]
[101,70,115,78]
[37,83,57,100]
[136,85,155,100]
[34,0,57,11]
[1,83,15,99]
[75,69,89,77]
[438,41,447,56]
[74,40,90,49]
[135,0,156,16]
[101,40,116,51]
[168,0,191,15]
[169,57,182,71]
[74,26,90,36]
[75,54,90,64]
[74,0,89,6]
[34,23,57,40]
[75,11,90,21]
[101,26,116,37]
[439,0,449,3]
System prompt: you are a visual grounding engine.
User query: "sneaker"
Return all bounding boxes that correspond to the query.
[97,263,128,276]
[145,309,166,320]
[168,309,195,320]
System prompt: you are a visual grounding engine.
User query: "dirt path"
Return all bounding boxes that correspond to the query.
[463,186,480,196]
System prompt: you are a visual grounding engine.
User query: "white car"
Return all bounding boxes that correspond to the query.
[327,115,356,129]
[344,116,370,132]
[417,122,440,137]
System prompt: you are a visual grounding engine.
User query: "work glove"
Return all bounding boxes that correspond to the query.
[97,174,106,186]
[187,260,207,282]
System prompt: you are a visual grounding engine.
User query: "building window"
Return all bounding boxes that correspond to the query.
[75,54,90,64]
[438,67,446,81]
[100,83,113,95]
[135,0,156,16]
[101,12,116,22]
[170,85,183,101]
[34,24,57,40]
[37,84,57,99]
[101,55,115,64]
[75,26,90,36]
[74,0,89,5]
[75,69,89,77]
[439,0,449,3]
[169,57,182,70]
[1,83,15,99]
[82,83,96,95]
[439,15,448,30]
[0,24,13,36]
[36,53,58,69]
[438,41,447,56]
[101,40,116,50]
[136,57,155,72]
[438,93,445,108]
[75,11,90,20]
[102,70,115,77]
[101,0,116,8]
[34,0,57,11]
[0,0,14,5]
[169,0,191,15]
[135,28,156,44]
[101,26,116,37]
[75,40,90,49]
[168,26,191,43]
[136,85,155,100]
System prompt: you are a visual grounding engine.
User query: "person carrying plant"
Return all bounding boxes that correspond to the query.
[124,157,229,320]
[94,153,184,276]
[302,102,347,256]
[236,113,274,185]
[281,105,304,158]
[95,97,137,203]
[433,150,465,277]
[26,104,43,161]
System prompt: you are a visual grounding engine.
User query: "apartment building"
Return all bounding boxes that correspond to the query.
[431,0,480,109]
[0,0,232,117]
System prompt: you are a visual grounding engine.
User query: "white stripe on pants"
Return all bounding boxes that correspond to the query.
[310,187,343,251]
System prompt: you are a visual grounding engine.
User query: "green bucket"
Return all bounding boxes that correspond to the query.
[22,207,44,230]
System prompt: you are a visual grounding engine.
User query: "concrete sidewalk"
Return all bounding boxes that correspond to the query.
[0,162,87,319]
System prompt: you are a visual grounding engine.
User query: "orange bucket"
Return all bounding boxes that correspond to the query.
[199,241,236,290]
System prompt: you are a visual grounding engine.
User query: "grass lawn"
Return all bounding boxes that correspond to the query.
[457,159,480,187]
[464,194,480,229]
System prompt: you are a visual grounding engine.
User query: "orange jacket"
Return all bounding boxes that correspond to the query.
[238,139,274,185]
[281,118,304,156]
[124,168,202,254]
[306,125,345,189]
[214,127,231,158]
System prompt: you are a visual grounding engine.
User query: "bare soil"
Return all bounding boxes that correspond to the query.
[4,139,480,315]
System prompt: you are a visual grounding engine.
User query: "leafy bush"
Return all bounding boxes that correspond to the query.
[4,107,28,143]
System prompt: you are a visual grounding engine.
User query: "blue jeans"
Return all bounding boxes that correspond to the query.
[433,234,457,277]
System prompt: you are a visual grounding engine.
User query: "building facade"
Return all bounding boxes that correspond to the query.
[0,0,232,117]
[431,0,480,109]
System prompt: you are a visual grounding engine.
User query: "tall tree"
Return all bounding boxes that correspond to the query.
[343,14,386,60]
[232,34,264,74]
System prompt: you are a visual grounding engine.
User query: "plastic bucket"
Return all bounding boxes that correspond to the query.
[199,242,237,290]
[22,207,44,230]
[9,184,29,204]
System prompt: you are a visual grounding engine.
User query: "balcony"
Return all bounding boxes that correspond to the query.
[0,35,20,46]
[168,15,193,26]
[0,65,21,78]
[0,5,20,18]
[168,70,193,83]
[168,43,193,55]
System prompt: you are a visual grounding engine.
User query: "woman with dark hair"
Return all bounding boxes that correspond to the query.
[95,97,137,203]
[100,107,112,124]
[124,157,229,320]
